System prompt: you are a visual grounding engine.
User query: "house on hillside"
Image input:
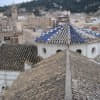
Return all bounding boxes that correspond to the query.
[35,24,100,58]
[0,44,41,92]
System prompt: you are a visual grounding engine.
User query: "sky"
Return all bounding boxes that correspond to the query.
[0,0,32,7]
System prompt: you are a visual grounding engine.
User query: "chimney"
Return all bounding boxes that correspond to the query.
[24,60,32,71]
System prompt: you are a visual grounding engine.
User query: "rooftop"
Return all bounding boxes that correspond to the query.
[0,44,41,71]
[4,51,100,100]
[36,24,100,45]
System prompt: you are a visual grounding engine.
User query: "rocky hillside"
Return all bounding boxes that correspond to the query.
[0,0,100,13]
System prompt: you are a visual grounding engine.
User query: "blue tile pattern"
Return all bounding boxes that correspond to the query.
[81,29,100,38]
[36,24,87,44]
[76,28,100,38]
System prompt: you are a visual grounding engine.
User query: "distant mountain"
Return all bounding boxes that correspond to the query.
[0,0,100,13]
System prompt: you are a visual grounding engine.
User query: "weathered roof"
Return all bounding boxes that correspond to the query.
[4,51,100,100]
[0,44,41,71]
[94,55,100,63]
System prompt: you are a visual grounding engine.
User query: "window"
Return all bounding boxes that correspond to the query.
[91,47,96,54]
[56,49,62,53]
[43,48,46,54]
[33,28,36,32]
[76,49,82,54]
[4,36,10,41]
[2,85,8,90]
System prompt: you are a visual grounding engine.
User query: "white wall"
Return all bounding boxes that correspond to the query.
[86,42,100,58]
[37,42,100,59]
[37,43,65,58]
[0,71,20,92]
[70,44,88,57]
[24,61,32,71]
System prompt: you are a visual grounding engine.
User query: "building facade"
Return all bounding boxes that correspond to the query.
[36,24,100,59]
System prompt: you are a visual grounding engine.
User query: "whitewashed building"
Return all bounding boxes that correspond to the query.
[0,44,40,93]
[35,24,100,59]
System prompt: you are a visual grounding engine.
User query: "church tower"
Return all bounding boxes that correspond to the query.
[56,11,71,25]
[11,4,18,33]
[11,5,18,21]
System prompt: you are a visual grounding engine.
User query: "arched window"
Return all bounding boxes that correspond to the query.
[43,48,46,54]
[56,49,62,53]
[91,47,96,54]
[76,49,82,54]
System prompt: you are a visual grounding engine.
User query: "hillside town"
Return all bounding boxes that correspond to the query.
[0,2,100,100]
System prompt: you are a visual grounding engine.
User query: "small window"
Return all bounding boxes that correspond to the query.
[91,47,96,54]
[43,48,46,54]
[33,28,36,32]
[56,49,62,53]
[2,86,5,90]
[76,49,82,54]
[4,36,10,41]
[2,85,8,90]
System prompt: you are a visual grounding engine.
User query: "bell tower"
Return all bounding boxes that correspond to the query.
[11,4,18,33]
[11,4,18,21]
